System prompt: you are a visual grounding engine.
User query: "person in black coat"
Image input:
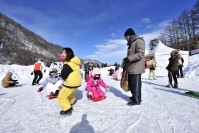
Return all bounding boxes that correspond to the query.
[166,50,181,88]
[84,63,90,80]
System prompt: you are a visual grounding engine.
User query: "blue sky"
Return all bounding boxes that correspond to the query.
[0,0,196,64]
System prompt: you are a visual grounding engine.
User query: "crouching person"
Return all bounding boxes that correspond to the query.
[1,72,19,88]
[37,68,63,96]
[58,48,82,116]
[86,68,109,102]
[113,66,122,81]
[108,68,114,76]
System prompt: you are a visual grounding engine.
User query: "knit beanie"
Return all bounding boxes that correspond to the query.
[49,68,57,75]
[50,68,57,73]
[124,28,136,37]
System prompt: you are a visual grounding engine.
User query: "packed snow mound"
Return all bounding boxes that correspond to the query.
[184,54,199,80]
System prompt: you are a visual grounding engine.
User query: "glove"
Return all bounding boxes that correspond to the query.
[31,72,33,75]
[59,85,62,89]
[14,81,19,84]
[44,70,46,73]
[123,57,129,63]
[121,61,125,68]
[106,86,110,91]
[88,92,92,96]
[38,87,43,92]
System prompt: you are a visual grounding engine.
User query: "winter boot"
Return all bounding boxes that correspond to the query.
[60,107,73,116]
[50,92,56,96]
[127,101,141,106]
[173,83,178,88]
[55,90,59,96]
[166,82,173,88]
[129,97,136,102]
[71,100,77,105]
[32,83,36,86]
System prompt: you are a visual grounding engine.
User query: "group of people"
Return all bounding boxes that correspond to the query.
[1,27,186,116]
[146,52,184,83]
[37,48,82,115]
[1,58,48,88]
[36,48,109,115]
[0,28,146,116]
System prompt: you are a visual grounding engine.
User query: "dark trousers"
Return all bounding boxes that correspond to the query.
[168,71,178,84]
[32,71,43,85]
[84,72,89,80]
[177,65,183,77]
[128,74,142,103]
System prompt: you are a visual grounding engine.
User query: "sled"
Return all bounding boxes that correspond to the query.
[5,86,16,89]
[5,84,22,88]
[47,95,57,99]
[88,95,106,102]
[184,91,199,99]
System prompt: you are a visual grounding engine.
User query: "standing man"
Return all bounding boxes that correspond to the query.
[31,59,46,85]
[123,28,145,106]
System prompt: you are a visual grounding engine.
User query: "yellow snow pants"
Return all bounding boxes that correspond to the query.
[58,87,77,111]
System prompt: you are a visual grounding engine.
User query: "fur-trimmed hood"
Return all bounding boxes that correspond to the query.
[167,50,181,73]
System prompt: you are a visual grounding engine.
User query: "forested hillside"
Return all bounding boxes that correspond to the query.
[0,12,62,65]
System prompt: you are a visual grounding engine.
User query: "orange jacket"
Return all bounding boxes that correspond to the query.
[33,61,46,71]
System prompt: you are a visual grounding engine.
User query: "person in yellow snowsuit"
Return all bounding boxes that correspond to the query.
[58,47,82,115]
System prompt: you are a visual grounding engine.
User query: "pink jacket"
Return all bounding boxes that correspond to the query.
[113,69,122,80]
[86,77,108,92]
[85,75,91,82]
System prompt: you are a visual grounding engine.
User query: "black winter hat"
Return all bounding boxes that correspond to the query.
[124,28,136,36]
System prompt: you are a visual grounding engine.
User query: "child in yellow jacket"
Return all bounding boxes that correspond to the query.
[58,47,82,116]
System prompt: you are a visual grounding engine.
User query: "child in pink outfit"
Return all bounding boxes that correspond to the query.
[86,68,108,101]
[113,68,122,81]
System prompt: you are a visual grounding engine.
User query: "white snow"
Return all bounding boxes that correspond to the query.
[0,54,199,133]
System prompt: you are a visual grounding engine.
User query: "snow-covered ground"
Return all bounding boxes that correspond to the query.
[0,54,199,133]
